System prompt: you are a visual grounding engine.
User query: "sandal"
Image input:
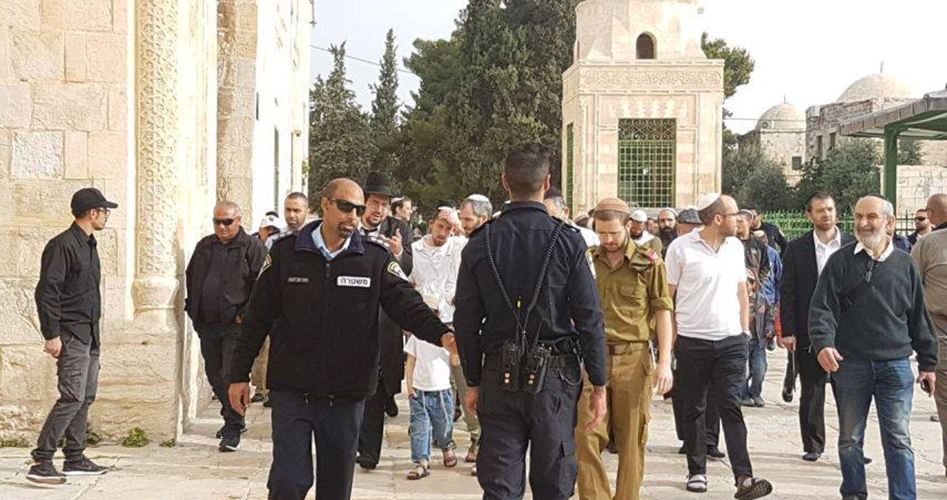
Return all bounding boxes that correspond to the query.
[443,449,458,468]
[735,476,773,500]
[407,462,430,480]
[686,474,708,493]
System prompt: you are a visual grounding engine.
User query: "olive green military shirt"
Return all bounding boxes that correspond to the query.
[591,241,673,343]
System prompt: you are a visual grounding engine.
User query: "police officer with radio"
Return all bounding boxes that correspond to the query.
[453,150,608,500]
[228,178,454,500]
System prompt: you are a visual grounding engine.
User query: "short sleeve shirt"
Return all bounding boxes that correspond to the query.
[403,335,453,391]
[665,230,746,341]
[593,242,673,343]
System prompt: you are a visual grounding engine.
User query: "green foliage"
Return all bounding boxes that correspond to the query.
[308,43,376,206]
[370,29,402,188]
[121,427,149,448]
[794,140,881,212]
[724,145,794,211]
[701,33,755,99]
[898,139,923,165]
[160,438,176,448]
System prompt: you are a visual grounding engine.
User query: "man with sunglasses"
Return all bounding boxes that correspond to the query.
[908,208,932,246]
[27,188,118,484]
[228,178,454,500]
[185,201,267,452]
[356,171,417,469]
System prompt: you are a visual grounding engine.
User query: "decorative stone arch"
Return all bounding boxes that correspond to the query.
[636,33,656,60]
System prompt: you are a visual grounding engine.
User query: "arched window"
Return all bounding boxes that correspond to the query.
[636,33,655,59]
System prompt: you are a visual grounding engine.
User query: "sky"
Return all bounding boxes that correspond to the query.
[310,0,947,134]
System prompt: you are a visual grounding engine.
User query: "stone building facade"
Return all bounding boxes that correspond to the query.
[738,102,806,184]
[0,0,312,443]
[562,0,724,213]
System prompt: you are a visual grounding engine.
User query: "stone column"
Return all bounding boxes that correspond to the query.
[134,0,182,333]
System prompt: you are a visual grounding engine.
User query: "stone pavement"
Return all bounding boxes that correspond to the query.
[1,360,945,499]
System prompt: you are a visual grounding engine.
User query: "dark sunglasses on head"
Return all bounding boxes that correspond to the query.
[213,218,236,227]
[915,216,927,222]
[330,199,366,216]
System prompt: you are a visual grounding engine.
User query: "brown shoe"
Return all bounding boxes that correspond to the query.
[465,439,478,463]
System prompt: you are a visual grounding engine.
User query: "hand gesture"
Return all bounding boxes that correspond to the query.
[918,371,936,397]
[44,337,62,359]
[779,336,796,353]
[390,228,403,256]
[229,382,251,416]
[817,347,843,373]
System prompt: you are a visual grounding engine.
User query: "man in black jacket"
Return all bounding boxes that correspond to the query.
[185,201,267,452]
[28,188,117,484]
[356,171,416,469]
[779,192,854,461]
[228,178,453,500]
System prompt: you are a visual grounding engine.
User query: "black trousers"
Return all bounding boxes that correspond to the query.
[796,344,828,453]
[197,323,244,437]
[477,356,582,500]
[671,366,717,448]
[267,389,365,500]
[356,377,390,466]
[675,335,753,479]
[33,329,99,463]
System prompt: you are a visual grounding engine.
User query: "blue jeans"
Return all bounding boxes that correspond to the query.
[744,339,768,399]
[832,358,916,500]
[408,389,455,463]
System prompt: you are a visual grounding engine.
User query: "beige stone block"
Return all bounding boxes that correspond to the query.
[0,129,10,178]
[0,229,21,276]
[108,85,127,131]
[12,181,84,228]
[41,0,111,31]
[0,402,45,439]
[112,0,127,33]
[0,26,14,78]
[64,31,87,82]
[64,130,88,179]
[88,131,126,179]
[88,399,177,440]
[0,278,42,344]
[32,83,108,131]
[96,341,178,403]
[0,0,41,30]
[86,32,126,83]
[0,345,59,402]
[12,31,63,80]
[12,130,63,179]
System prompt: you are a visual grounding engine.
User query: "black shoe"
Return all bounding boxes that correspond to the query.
[606,437,618,454]
[218,434,240,452]
[63,457,109,476]
[802,451,821,462]
[707,446,726,459]
[864,456,872,464]
[356,456,377,470]
[385,397,398,418]
[741,397,756,407]
[765,338,776,351]
[25,461,67,484]
[735,476,773,500]
[251,393,265,403]
[215,425,246,439]
[262,394,272,408]
[453,406,462,423]
[753,397,765,408]
[678,444,687,454]
[781,386,794,403]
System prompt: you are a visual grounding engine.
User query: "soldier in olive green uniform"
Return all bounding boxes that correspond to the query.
[576,198,675,500]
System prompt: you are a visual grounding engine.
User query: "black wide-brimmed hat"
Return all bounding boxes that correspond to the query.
[364,171,393,198]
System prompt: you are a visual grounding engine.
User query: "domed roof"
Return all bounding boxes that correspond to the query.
[837,73,914,103]
[755,103,804,131]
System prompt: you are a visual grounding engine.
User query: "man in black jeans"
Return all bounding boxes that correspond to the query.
[186,200,267,452]
[664,193,772,499]
[28,188,118,484]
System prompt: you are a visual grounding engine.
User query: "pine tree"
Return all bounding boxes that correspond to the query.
[308,43,375,208]
[370,29,401,186]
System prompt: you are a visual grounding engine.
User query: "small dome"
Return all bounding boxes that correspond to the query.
[837,73,914,103]
[755,103,804,131]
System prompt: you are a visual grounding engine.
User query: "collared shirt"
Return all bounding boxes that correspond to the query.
[814,227,842,275]
[665,230,746,341]
[912,226,947,340]
[35,222,102,342]
[312,225,351,261]
[593,241,673,343]
[854,239,895,262]
[410,235,464,323]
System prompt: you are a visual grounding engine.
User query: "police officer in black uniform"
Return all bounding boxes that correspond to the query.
[454,150,608,500]
[228,178,454,500]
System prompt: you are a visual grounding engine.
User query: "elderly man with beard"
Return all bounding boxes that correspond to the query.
[809,195,938,500]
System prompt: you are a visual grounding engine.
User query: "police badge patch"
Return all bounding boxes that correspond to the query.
[386,260,409,281]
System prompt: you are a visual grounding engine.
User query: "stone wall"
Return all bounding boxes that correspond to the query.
[892,164,947,214]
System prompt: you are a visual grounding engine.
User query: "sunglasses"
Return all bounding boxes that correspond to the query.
[213,218,236,227]
[915,216,927,222]
[330,199,367,216]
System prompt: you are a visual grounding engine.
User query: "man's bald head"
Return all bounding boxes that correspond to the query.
[323,178,363,201]
[926,193,947,226]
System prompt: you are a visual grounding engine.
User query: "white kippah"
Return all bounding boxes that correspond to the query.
[696,193,721,211]
[466,194,490,203]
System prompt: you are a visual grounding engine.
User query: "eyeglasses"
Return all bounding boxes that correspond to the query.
[330,199,367,216]
[95,207,111,215]
[915,216,927,222]
[213,218,236,227]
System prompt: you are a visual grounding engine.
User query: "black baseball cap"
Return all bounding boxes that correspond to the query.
[71,187,118,214]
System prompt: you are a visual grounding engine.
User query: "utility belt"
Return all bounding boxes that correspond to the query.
[607,341,649,356]
[484,348,579,395]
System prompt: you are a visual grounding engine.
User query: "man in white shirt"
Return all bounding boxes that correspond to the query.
[665,193,772,499]
[630,209,662,255]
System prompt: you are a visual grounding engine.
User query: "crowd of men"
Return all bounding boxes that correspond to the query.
[25,153,946,500]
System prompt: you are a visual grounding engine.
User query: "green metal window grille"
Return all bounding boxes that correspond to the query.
[618,118,676,207]
[565,123,574,211]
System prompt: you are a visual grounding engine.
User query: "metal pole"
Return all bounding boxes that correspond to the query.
[883,127,899,211]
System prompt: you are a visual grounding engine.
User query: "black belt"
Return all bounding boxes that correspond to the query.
[483,352,579,370]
